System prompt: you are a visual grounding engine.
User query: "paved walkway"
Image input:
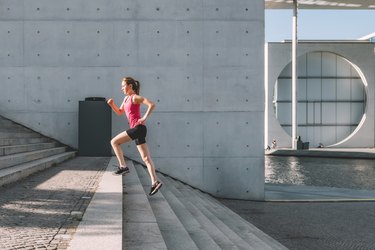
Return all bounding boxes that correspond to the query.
[220,148,375,249]
[265,184,375,202]
[0,157,109,250]
[2,153,375,250]
[219,199,375,250]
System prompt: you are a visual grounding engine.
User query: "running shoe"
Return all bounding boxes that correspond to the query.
[149,181,162,196]
[113,166,130,176]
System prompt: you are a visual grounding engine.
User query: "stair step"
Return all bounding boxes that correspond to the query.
[0,137,50,147]
[0,147,67,170]
[0,142,58,156]
[0,119,14,126]
[173,181,288,250]
[0,116,77,189]
[122,161,167,249]
[162,177,251,249]
[167,177,247,249]
[134,163,198,250]
[0,127,33,133]
[0,131,41,139]
[158,175,222,250]
[195,202,252,249]
[0,151,76,187]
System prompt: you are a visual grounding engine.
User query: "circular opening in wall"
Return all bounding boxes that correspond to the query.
[273,51,367,147]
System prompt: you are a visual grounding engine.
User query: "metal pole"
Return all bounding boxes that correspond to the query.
[292,0,298,149]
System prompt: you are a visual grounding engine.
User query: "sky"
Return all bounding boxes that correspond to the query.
[265,10,375,42]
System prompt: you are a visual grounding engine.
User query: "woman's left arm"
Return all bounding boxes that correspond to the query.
[133,95,155,124]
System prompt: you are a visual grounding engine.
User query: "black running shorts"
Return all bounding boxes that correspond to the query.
[126,124,147,145]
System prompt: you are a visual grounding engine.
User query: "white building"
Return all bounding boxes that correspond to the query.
[266,37,375,148]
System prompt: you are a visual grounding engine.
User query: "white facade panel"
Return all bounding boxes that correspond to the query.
[337,56,352,77]
[298,103,307,124]
[322,103,336,124]
[352,79,365,100]
[322,52,337,77]
[307,52,322,77]
[322,79,336,100]
[277,103,291,125]
[307,79,321,100]
[276,79,291,101]
[351,103,365,124]
[336,103,351,124]
[314,103,321,124]
[337,79,351,100]
[298,79,307,101]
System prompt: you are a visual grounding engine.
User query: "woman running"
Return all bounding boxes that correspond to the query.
[107,77,162,196]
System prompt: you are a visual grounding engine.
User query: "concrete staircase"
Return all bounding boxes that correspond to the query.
[124,160,288,250]
[0,115,76,186]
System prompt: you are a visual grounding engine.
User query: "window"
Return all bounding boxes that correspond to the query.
[273,52,366,146]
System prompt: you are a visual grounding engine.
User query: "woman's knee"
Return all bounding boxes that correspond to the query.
[111,138,119,147]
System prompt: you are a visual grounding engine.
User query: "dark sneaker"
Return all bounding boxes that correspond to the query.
[149,181,162,196]
[113,166,130,176]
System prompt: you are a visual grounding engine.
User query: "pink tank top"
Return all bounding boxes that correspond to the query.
[121,94,141,128]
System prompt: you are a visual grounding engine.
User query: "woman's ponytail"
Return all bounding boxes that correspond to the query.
[134,80,140,95]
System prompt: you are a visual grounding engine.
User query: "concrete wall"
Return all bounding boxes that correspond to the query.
[0,0,265,200]
[266,42,375,148]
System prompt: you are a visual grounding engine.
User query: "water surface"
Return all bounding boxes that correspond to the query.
[265,156,375,190]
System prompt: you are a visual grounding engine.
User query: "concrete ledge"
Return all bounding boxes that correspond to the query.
[265,183,375,202]
[266,148,375,159]
[68,157,122,250]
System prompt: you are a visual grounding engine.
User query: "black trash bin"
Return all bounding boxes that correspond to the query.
[302,142,309,150]
[78,97,112,156]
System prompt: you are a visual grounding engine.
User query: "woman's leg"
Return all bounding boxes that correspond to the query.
[136,143,157,184]
[111,131,132,168]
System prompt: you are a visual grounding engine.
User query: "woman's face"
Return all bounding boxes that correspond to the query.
[121,80,131,94]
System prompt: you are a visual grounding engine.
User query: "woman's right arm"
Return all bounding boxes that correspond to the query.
[107,98,124,116]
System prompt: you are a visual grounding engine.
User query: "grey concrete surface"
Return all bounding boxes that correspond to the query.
[266,184,375,202]
[0,142,58,156]
[0,156,109,250]
[68,157,122,250]
[158,175,219,249]
[217,153,375,249]
[122,160,167,249]
[219,199,375,250]
[133,162,288,250]
[0,152,76,187]
[0,147,67,169]
[0,114,76,188]
[181,183,288,250]
[123,161,167,249]
[4,153,374,250]
[1,0,265,200]
[135,162,198,250]
[266,148,375,159]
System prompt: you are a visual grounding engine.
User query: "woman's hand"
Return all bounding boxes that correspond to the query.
[106,98,124,116]
[107,98,114,105]
[137,117,146,125]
